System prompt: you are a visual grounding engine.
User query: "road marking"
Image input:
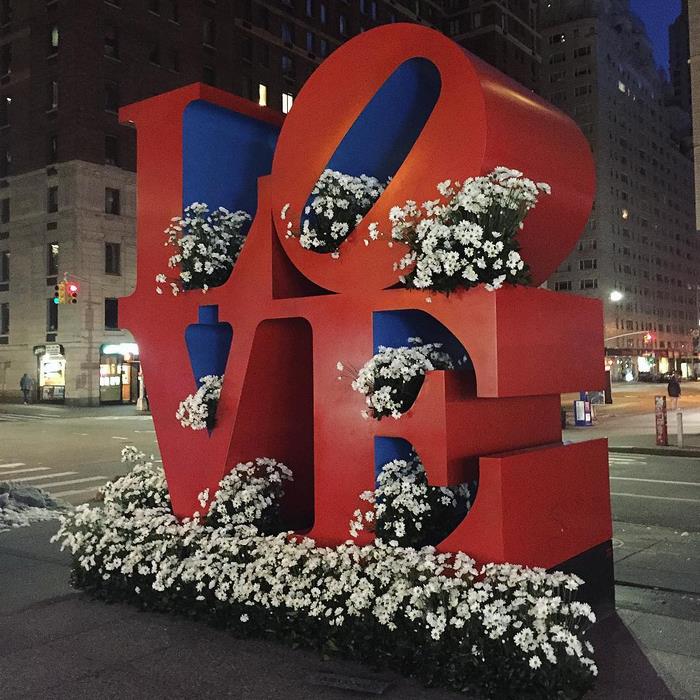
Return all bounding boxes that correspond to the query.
[14,471,78,482]
[133,429,155,433]
[0,467,51,476]
[611,492,700,503]
[52,486,102,497]
[609,456,647,463]
[610,476,700,487]
[110,436,129,440]
[0,462,26,469]
[41,476,108,488]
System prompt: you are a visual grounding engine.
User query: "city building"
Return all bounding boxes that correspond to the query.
[670,0,692,114]
[0,0,540,405]
[689,0,700,230]
[540,0,699,381]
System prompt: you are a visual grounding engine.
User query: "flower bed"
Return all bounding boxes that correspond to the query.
[378,167,550,294]
[176,374,223,430]
[156,203,250,295]
[282,169,387,255]
[54,449,598,699]
[343,340,454,420]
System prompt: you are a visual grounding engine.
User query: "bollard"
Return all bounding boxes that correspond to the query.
[677,411,684,449]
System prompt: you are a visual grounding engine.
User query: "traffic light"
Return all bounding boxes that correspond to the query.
[53,281,66,305]
[67,281,79,304]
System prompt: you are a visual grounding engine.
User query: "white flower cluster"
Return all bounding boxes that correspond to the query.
[380,167,550,294]
[176,374,223,431]
[281,169,387,256]
[206,458,293,535]
[156,203,250,295]
[53,450,598,691]
[349,454,471,549]
[347,339,453,419]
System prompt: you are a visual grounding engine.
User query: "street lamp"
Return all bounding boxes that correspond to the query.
[609,290,624,303]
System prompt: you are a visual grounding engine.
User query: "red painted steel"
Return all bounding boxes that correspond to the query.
[119,25,611,568]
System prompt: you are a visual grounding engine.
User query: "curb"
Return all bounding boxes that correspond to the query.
[608,445,700,458]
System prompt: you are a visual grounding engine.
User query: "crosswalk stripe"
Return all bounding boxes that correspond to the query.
[13,471,77,482]
[0,463,26,469]
[610,476,700,487]
[52,486,102,497]
[0,467,51,476]
[611,492,700,503]
[41,476,108,489]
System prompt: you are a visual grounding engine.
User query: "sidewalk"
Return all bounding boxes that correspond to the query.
[564,406,700,457]
[1,521,696,699]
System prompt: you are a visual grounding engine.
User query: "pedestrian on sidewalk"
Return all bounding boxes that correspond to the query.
[667,373,681,411]
[19,373,34,404]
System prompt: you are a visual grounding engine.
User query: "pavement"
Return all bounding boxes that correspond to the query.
[0,519,695,699]
[1,397,699,698]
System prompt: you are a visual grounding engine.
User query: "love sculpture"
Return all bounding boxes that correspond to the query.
[120,24,612,603]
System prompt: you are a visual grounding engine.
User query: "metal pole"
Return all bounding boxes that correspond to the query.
[677,410,684,449]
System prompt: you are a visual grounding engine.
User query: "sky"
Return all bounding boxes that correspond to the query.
[629,0,682,70]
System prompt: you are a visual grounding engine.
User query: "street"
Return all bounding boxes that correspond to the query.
[608,452,699,531]
[0,405,159,504]
[2,397,699,531]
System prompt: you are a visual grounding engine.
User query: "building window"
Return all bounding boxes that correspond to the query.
[1,44,10,75]
[0,301,8,335]
[305,0,313,17]
[203,64,216,85]
[580,278,598,290]
[104,298,119,329]
[554,280,572,291]
[47,242,59,276]
[47,186,58,213]
[281,54,294,76]
[169,0,179,22]
[0,0,11,26]
[579,258,597,270]
[0,197,9,223]
[202,17,216,46]
[0,250,8,286]
[48,80,58,110]
[339,14,347,35]
[282,92,293,114]
[258,83,267,107]
[46,298,58,332]
[105,81,119,112]
[168,48,180,71]
[104,26,120,59]
[472,12,481,28]
[105,134,119,165]
[149,43,161,65]
[47,134,57,165]
[320,2,326,23]
[305,31,314,52]
[105,242,121,275]
[0,95,9,126]
[320,38,328,57]
[281,21,293,44]
[149,0,160,14]
[0,149,8,177]
[48,26,59,55]
[105,187,120,215]
[573,45,591,58]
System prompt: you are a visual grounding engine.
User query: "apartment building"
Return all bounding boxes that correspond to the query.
[541,0,699,381]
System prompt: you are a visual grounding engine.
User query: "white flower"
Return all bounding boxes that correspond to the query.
[240,613,249,623]
[529,656,542,669]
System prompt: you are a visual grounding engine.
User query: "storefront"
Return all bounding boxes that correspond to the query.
[99,342,140,404]
[33,344,66,402]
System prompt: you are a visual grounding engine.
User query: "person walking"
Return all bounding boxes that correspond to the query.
[19,373,33,404]
[667,373,681,411]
